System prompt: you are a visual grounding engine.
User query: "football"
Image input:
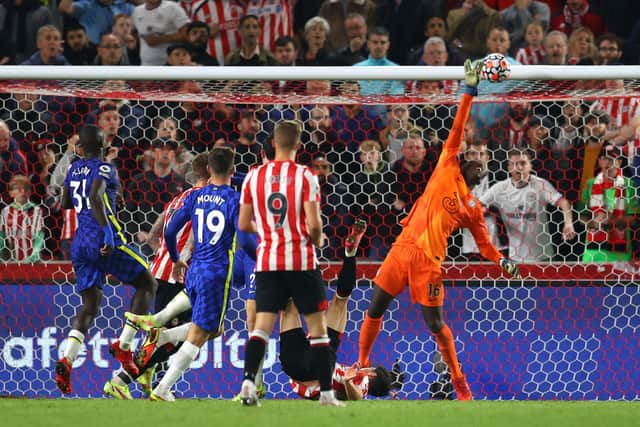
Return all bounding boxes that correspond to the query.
[481,53,511,83]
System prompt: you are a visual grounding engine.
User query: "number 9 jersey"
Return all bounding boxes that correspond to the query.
[240,160,321,272]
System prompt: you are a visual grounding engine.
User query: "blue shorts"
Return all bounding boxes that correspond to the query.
[71,242,147,293]
[185,260,233,332]
[234,249,256,301]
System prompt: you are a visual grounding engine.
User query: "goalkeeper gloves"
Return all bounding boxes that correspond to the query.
[463,58,483,89]
[500,258,522,279]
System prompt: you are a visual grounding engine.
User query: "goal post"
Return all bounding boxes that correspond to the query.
[0,66,639,400]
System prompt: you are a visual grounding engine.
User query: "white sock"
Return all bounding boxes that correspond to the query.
[154,340,199,395]
[63,330,85,363]
[118,321,138,350]
[157,322,191,347]
[320,390,336,400]
[154,291,192,326]
[255,354,265,387]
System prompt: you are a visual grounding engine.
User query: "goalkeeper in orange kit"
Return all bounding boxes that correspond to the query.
[357,60,522,401]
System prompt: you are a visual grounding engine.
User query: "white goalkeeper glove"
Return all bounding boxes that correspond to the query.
[500,258,522,279]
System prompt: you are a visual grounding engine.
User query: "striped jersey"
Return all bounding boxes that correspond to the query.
[150,186,201,283]
[515,46,545,65]
[591,96,640,129]
[289,362,370,400]
[60,209,78,240]
[0,201,44,262]
[185,0,292,65]
[240,160,320,272]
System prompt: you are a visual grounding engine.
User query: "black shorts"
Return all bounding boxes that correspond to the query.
[255,270,326,315]
[279,327,342,382]
[155,279,192,327]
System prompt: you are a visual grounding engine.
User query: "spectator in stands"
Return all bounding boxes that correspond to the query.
[409,16,465,66]
[318,0,376,51]
[579,145,637,263]
[331,81,385,152]
[28,138,56,203]
[0,175,45,262]
[166,43,193,66]
[132,0,190,66]
[226,14,278,66]
[186,21,218,66]
[380,104,423,162]
[543,30,569,64]
[567,26,596,64]
[390,131,437,214]
[59,0,135,45]
[141,116,195,182]
[550,0,606,38]
[479,148,576,263]
[590,33,624,66]
[94,33,129,65]
[126,137,187,256]
[231,110,262,174]
[515,20,546,64]
[459,141,506,259]
[270,36,305,94]
[354,27,405,96]
[21,25,69,65]
[311,152,349,259]
[0,0,52,64]
[348,139,396,259]
[299,105,340,166]
[0,120,28,206]
[112,13,140,65]
[332,13,369,65]
[500,0,550,52]
[409,80,454,144]
[447,0,502,59]
[376,0,435,64]
[63,23,97,66]
[298,16,332,66]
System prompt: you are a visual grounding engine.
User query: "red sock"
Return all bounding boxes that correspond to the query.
[434,324,463,379]
[358,313,383,367]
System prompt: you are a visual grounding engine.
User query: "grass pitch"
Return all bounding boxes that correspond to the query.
[1,399,638,427]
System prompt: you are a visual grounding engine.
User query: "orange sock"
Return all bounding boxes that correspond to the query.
[434,324,463,379]
[358,313,383,367]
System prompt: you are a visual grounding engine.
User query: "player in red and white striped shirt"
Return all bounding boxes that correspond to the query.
[184,0,292,65]
[238,120,342,407]
[0,175,44,262]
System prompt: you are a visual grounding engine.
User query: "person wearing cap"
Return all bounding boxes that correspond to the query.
[578,145,638,263]
[166,43,193,66]
[125,138,188,257]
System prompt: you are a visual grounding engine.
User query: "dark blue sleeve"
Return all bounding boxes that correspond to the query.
[165,195,193,263]
[633,153,640,189]
[237,230,257,261]
[231,172,247,190]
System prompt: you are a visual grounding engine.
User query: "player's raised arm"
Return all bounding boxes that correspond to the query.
[441,59,483,159]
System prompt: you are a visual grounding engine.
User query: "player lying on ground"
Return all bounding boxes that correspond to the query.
[281,219,402,401]
[358,59,522,401]
[56,125,157,395]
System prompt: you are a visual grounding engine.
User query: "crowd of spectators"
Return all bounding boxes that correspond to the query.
[1,0,640,264]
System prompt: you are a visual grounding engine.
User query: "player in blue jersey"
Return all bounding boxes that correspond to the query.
[148,146,240,401]
[55,125,157,395]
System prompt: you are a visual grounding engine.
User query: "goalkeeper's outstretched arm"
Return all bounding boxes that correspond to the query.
[440,59,483,160]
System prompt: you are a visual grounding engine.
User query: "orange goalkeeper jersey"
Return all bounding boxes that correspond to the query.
[396,93,503,267]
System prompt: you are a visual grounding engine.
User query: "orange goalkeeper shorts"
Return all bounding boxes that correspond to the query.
[374,243,444,307]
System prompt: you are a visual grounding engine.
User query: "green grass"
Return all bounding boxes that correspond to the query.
[1,399,638,427]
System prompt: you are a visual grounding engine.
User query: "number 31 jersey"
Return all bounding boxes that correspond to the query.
[168,184,240,263]
[64,158,124,248]
[240,160,320,272]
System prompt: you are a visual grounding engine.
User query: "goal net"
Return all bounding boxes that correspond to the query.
[0,66,638,400]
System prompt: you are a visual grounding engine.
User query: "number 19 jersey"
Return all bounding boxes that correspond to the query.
[240,160,320,272]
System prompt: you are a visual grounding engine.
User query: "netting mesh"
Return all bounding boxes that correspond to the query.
[1,77,639,400]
